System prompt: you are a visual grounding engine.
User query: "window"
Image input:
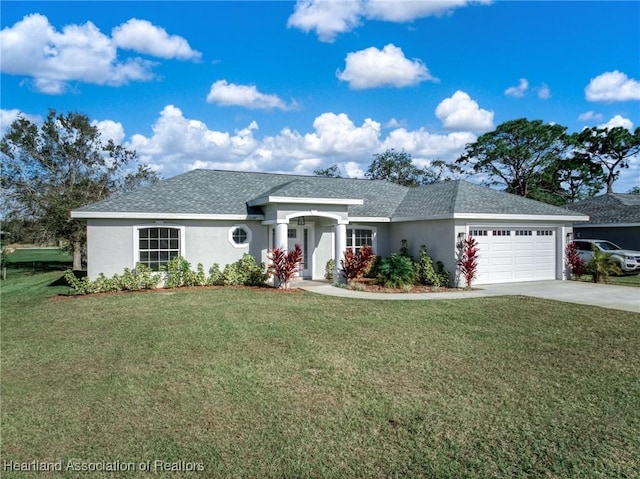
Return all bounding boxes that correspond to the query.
[470,229,488,236]
[229,225,252,248]
[233,228,248,244]
[536,230,554,236]
[138,227,180,271]
[493,230,511,236]
[346,228,374,253]
[574,241,592,252]
[515,230,532,236]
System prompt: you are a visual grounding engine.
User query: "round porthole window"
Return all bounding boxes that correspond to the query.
[228,225,252,247]
[232,227,247,244]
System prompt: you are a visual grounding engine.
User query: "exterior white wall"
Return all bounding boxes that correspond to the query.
[86,219,135,279]
[85,218,268,279]
[389,220,456,283]
[86,216,575,285]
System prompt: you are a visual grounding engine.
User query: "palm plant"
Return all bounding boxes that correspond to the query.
[588,245,621,283]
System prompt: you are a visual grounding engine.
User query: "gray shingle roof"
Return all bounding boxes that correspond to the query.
[567,193,640,224]
[394,180,583,217]
[249,179,357,204]
[73,169,587,219]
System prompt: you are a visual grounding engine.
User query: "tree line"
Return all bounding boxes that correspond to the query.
[317,118,640,205]
[1,111,639,271]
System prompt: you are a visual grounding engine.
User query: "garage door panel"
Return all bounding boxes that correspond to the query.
[472,227,556,284]
[514,256,534,265]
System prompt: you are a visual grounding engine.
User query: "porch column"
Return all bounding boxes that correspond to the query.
[334,222,347,283]
[275,222,288,251]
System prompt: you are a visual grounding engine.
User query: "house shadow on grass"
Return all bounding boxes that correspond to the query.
[48,270,86,287]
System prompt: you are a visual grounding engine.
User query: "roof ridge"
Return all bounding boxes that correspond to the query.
[450,179,462,212]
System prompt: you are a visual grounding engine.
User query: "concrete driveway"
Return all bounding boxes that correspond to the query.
[298,280,640,313]
[480,280,639,313]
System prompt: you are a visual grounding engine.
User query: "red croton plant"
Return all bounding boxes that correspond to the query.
[340,245,375,284]
[457,235,479,288]
[268,244,303,289]
[565,240,586,280]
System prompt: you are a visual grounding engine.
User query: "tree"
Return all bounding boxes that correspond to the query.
[573,126,640,193]
[366,149,438,186]
[629,186,640,195]
[1,109,159,270]
[456,118,571,200]
[534,155,605,205]
[313,164,342,178]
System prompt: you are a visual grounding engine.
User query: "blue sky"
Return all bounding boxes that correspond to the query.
[2,1,639,193]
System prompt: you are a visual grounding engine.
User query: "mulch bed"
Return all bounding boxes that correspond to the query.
[347,278,462,293]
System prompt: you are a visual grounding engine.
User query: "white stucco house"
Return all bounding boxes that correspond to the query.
[70,169,588,286]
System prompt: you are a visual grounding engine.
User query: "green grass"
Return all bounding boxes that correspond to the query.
[578,273,640,287]
[2,272,639,478]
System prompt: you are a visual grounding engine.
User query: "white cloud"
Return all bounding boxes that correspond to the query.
[121,106,478,179]
[304,113,381,154]
[206,80,294,110]
[288,0,489,42]
[585,70,640,102]
[112,18,201,61]
[536,83,551,100]
[92,119,126,144]
[504,78,529,98]
[0,13,196,94]
[599,115,634,131]
[337,44,436,89]
[578,111,603,122]
[380,128,475,162]
[435,90,494,131]
[364,0,490,22]
[287,0,362,42]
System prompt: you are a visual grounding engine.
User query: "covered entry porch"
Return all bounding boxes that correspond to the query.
[267,211,349,281]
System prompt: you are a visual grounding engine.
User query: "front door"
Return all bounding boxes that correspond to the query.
[288,226,310,278]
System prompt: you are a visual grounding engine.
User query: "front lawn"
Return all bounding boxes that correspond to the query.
[1,272,639,478]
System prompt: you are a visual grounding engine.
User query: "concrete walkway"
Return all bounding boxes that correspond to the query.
[296,280,640,313]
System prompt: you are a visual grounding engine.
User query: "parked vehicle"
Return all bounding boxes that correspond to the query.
[573,239,640,274]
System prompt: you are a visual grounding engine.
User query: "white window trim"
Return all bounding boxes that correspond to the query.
[228,224,252,248]
[346,225,378,253]
[132,224,186,269]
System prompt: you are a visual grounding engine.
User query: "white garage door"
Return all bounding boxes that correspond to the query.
[471,227,556,284]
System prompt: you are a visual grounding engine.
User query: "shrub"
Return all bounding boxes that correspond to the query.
[377,254,416,289]
[435,261,450,287]
[565,241,586,280]
[64,269,91,294]
[208,264,224,285]
[64,263,160,294]
[208,255,267,286]
[268,244,303,288]
[236,253,268,286]
[457,235,479,288]
[341,245,375,284]
[164,256,192,288]
[324,259,335,281]
[588,245,621,283]
[415,245,440,286]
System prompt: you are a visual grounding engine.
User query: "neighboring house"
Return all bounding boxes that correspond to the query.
[567,193,640,250]
[70,169,587,286]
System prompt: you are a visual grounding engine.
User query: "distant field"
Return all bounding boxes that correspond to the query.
[4,248,73,275]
